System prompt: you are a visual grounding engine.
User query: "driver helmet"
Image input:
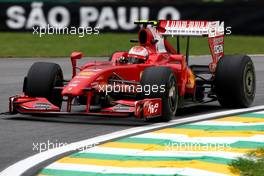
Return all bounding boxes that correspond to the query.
[127,46,148,64]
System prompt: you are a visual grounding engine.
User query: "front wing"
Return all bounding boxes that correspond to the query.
[9,95,162,119]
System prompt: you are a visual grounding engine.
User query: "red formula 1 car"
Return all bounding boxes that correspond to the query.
[9,20,256,121]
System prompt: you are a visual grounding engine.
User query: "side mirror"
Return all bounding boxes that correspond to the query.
[71,52,83,78]
[71,52,83,60]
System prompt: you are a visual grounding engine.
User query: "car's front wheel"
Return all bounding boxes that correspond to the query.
[140,66,178,121]
[24,62,64,108]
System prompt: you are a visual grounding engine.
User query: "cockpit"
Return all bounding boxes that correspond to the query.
[118,46,148,64]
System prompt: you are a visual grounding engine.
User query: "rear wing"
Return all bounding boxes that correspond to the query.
[158,20,225,38]
[135,20,225,72]
[134,20,225,38]
[158,20,224,71]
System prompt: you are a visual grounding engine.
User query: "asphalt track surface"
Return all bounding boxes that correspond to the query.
[0,56,263,173]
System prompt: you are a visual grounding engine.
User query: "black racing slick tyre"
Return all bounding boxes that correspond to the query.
[215,55,255,108]
[140,67,178,122]
[24,62,64,108]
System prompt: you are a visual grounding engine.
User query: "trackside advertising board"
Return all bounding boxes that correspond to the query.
[0,2,263,35]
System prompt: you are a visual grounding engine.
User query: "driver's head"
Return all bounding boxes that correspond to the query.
[127,46,148,64]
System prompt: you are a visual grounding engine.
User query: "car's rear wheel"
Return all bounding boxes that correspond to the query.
[140,66,178,121]
[24,62,64,108]
[215,55,255,108]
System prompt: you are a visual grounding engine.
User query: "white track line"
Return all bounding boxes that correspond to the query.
[191,121,264,126]
[80,146,244,159]
[45,163,228,176]
[1,105,264,176]
[132,133,264,144]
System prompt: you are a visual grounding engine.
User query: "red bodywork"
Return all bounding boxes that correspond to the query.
[9,20,224,119]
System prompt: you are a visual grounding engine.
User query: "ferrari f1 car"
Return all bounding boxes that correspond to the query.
[9,20,256,121]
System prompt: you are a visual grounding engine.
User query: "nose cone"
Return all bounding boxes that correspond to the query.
[62,70,99,96]
[62,78,88,96]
